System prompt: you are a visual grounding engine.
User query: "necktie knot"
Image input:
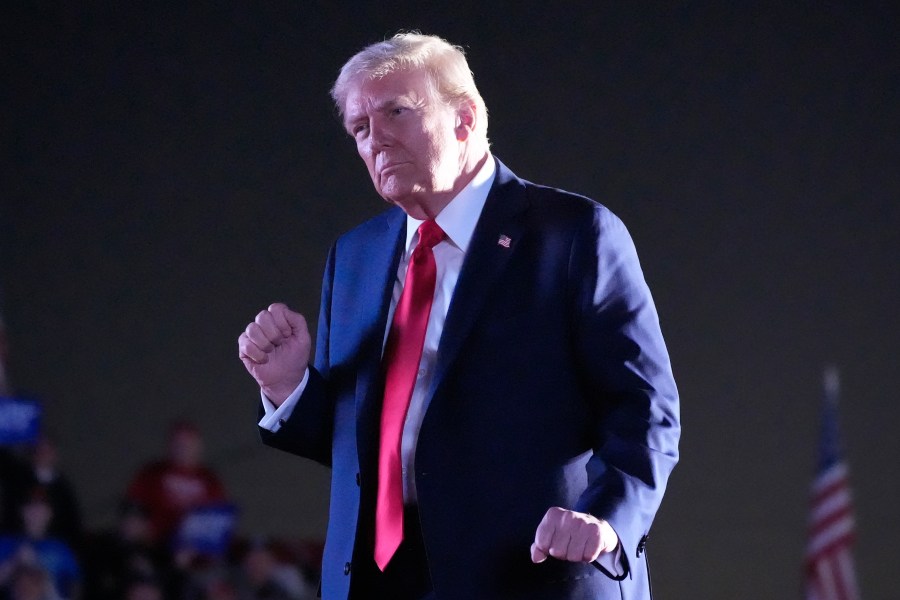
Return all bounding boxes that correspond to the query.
[417,220,444,250]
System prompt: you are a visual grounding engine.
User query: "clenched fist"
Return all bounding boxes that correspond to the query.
[238,303,311,406]
[530,507,619,564]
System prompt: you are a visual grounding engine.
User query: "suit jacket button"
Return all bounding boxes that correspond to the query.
[278,418,286,427]
[637,534,649,557]
[343,562,351,575]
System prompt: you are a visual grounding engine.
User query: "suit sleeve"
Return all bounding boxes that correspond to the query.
[569,206,680,575]
[257,243,338,467]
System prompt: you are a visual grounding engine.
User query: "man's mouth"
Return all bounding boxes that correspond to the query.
[379,161,408,176]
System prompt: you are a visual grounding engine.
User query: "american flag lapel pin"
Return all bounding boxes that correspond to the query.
[497,234,512,248]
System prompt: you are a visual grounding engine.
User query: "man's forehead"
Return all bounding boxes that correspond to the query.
[344,69,430,114]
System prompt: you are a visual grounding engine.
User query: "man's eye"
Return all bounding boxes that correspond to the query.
[391,107,406,116]
[352,123,368,136]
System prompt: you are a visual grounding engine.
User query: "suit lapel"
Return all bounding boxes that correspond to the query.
[428,160,529,400]
[345,209,406,469]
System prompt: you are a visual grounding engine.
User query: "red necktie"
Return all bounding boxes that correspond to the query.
[374,219,444,571]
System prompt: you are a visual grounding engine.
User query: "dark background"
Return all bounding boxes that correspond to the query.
[2,2,898,598]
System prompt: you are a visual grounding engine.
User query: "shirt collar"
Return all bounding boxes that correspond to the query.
[404,154,496,254]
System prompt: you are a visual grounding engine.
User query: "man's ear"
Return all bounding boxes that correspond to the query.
[455,100,477,141]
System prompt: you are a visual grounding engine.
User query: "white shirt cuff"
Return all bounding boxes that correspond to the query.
[257,368,309,432]
[596,542,625,577]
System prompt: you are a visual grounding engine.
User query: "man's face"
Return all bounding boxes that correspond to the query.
[344,69,464,214]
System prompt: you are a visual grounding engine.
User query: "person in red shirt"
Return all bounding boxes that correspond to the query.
[125,422,226,545]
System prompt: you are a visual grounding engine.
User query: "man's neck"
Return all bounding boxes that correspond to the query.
[401,149,490,220]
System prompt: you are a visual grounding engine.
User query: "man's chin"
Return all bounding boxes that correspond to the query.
[380,193,433,219]
[377,184,413,206]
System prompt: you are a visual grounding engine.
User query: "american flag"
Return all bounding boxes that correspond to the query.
[804,367,860,600]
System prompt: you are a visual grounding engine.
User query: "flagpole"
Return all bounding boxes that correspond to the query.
[823,365,839,408]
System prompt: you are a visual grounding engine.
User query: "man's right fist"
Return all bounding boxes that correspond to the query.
[238,303,311,406]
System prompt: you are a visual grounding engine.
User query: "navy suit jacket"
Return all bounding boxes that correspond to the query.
[260,159,680,599]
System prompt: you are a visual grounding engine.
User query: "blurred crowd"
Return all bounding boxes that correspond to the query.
[0,317,322,600]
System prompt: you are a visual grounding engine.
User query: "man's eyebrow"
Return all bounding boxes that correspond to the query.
[344,93,422,129]
[346,98,394,119]
[374,98,402,112]
[343,107,370,130]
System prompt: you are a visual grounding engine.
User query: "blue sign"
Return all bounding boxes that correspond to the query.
[173,503,239,556]
[0,397,41,445]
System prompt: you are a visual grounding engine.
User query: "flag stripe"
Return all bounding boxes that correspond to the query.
[808,532,858,568]
[809,489,852,526]
[811,463,848,495]
[836,549,860,598]
[816,559,839,600]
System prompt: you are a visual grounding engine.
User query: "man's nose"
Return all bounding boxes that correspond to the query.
[368,120,392,151]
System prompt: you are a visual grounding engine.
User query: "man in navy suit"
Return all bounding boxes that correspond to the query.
[238,33,680,599]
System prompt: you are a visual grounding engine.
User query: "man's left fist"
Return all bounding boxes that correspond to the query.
[530,507,619,563]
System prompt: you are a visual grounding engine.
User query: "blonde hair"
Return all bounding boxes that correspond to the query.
[331,32,488,140]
